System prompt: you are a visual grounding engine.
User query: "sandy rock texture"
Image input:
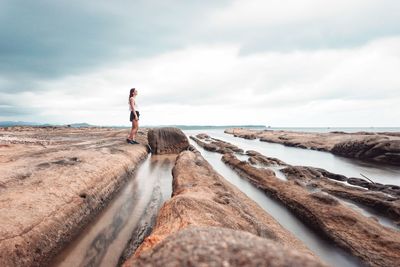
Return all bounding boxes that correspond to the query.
[0,126,149,267]
[282,166,400,225]
[222,153,400,267]
[190,134,243,154]
[225,128,400,165]
[132,226,324,267]
[147,127,189,154]
[123,149,323,266]
[193,134,400,226]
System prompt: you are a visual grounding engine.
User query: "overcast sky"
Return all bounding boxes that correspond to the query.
[1,0,399,126]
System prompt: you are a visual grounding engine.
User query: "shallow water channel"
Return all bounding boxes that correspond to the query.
[51,154,175,267]
[189,129,400,186]
[51,129,399,267]
[186,134,363,267]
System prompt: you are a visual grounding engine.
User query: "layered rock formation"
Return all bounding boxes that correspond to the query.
[0,126,149,267]
[190,133,400,266]
[194,136,400,223]
[225,128,400,165]
[147,127,189,154]
[190,134,243,154]
[282,166,400,225]
[222,153,400,266]
[132,226,324,267]
[246,150,288,166]
[123,149,324,266]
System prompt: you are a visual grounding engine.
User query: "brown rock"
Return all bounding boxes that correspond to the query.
[225,128,400,165]
[123,150,321,266]
[282,166,400,224]
[0,127,149,267]
[332,139,400,165]
[222,153,400,267]
[132,226,325,267]
[246,150,287,166]
[190,135,243,154]
[147,127,189,154]
[347,177,370,188]
[195,133,210,139]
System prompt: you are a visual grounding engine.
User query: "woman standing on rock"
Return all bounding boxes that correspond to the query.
[127,88,140,144]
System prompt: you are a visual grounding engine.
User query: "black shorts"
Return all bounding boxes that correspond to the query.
[130,111,140,122]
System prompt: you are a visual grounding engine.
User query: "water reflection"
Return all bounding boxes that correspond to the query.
[339,198,399,230]
[51,154,175,267]
[186,129,400,186]
[187,132,363,267]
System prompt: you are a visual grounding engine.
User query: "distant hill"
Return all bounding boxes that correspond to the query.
[0,121,94,128]
[67,123,93,128]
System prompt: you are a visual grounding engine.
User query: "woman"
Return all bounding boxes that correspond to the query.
[127,88,140,144]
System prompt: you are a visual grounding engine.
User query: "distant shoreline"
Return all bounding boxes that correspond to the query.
[1,121,399,133]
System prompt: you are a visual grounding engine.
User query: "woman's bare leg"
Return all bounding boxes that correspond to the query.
[128,121,135,140]
[131,120,138,140]
[134,120,139,140]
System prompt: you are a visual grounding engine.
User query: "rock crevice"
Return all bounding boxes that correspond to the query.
[123,149,323,266]
[225,128,400,165]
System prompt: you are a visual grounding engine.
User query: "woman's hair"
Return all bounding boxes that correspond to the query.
[129,88,136,99]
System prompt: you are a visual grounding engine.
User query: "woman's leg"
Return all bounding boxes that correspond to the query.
[134,120,139,139]
[131,120,138,140]
[128,121,135,140]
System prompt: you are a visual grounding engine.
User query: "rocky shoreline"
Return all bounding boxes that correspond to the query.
[192,133,400,266]
[0,127,149,266]
[123,148,324,266]
[225,128,400,165]
[1,126,399,266]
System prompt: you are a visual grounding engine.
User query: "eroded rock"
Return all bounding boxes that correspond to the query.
[132,226,325,267]
[246,150,287,166]
[283,166,400,225]
[222,153,400,267]
[0,127,149,267]
[147,127,189,154]
[332,139,400,165]
[190,134,243,154]
[123,150,321,266]
[225,128,400,165]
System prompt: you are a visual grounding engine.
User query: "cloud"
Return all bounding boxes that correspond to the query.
[206,0,400,53]
[0,0,228,90]
[1,1,400,126]
[2,36,399,126]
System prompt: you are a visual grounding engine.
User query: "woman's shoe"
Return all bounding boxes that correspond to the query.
[129,139,139,144]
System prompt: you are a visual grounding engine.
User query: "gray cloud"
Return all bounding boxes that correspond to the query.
[0,0,228,91]
[1,0,400,126]
[201,0,400,54]
[3,0,399,88]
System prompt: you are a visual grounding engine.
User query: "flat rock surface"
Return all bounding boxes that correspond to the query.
[0,126,149,267]
[225,128,400,165]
